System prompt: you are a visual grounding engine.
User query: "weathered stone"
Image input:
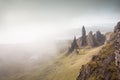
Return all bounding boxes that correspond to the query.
[87,31,95,47]
[68,36,79,53]
[114,22,120,32]
[114,21,120,68]
[81,26,87,46]
[94,30,105,45]
[105,32,113,44]
[68,26,105,53]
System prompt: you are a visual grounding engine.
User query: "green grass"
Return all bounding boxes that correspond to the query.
[8,46,102,80]
[77,42,119,80]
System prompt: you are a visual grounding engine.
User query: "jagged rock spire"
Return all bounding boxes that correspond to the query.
[68,36,78,53]
[73,36,78,48]
[82,26,86,37]
[81,26,87,46]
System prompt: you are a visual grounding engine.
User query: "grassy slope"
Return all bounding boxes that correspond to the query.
[77,42,119,80]
[9,47,102,80]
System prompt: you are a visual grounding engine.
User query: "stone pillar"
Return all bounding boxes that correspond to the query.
[81,26,87,46]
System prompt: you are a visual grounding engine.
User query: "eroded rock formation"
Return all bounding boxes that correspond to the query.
[68,36,79,53]
[68,26,105,53]
[81,26,87,46]
[87,31,96,47]
[94,30,105,46]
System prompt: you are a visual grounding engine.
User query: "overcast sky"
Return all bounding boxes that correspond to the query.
[0,0,120,44]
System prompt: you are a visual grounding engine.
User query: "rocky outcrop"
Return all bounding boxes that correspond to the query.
[86,30,105,47]
[114,22,120,68]
[68,36,79,53]
[105,32,113,44]
[81,26,87,46]
[94,31,105,46]
[114,22,120,32]
[79,27,105,48]
[76,22,120,80]
[87,31,96,47]
[68,26,105,53]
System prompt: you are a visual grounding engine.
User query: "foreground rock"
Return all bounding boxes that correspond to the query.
[114,22,120,68]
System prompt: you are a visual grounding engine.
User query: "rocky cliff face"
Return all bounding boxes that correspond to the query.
[76,22,120,80]
[114,22,120,68]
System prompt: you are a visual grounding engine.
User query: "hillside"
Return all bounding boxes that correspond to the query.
[77,42,118,80]
[1,25,118,80]
[7,46,102,80]
[2,26,109,80]
[77,22,120,80]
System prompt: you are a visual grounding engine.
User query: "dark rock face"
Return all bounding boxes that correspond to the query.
[114,22,120,69]
[81,26,87,46]
[105,32,113,44]
[94,31,105,46]
[87,31,96,47]
[68,36,78,53]
[77,37,82,48]
[114,22,120,32]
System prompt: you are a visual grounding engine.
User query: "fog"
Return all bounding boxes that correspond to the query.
[0,0,120,78]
